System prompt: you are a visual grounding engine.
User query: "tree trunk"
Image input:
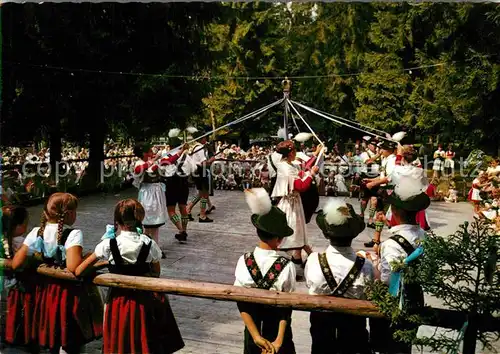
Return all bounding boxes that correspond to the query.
[49,117,62,175]
[80,120,106,191]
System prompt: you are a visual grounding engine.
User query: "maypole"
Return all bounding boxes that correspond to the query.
[282,77,291,139]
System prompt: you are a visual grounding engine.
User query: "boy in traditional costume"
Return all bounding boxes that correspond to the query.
[186,130,216,223]
[305,200,375,354]
[234,188,296,354]
[369,173,430,354]
[359,136,382,228]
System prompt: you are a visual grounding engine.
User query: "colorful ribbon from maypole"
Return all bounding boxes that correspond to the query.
[388,245,424,309]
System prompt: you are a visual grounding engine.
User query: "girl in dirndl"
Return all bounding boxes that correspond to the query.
[468,172,489,215]
[133,143,168,252]
[1,205,33,349]
[271,141,321,266]
[11,192,103,354]
[75,199,184,354]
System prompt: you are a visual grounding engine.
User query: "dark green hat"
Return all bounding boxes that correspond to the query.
[245,189,293,238]
[378,140,397,151]
[316,201,365,240]
[387,175,431,211]
[251,206,294,238]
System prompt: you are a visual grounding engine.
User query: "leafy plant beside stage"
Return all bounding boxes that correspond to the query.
[366,220,500,353]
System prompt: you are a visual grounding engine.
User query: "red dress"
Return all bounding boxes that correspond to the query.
[30,230,103,351]
[103,238,184,354]
[5,271,38,346]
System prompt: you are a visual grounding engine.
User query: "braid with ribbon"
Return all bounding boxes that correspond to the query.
[38,211,48,239]
[56,211,66,246]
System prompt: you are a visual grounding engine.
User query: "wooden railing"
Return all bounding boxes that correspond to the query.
[1,261,498,353]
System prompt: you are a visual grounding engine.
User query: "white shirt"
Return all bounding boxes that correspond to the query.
[94,231,162,264]
[360,150,379,175]
[380,154,397,183]
[12,236,25,253]
[379,224,426,284]
[24,224,83,252]
[234,247,296,292]
[487,166,500,176]
[190,143,208,166]
[305,245,374,299]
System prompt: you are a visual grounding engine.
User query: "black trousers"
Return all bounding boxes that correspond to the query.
[310,312,371,354]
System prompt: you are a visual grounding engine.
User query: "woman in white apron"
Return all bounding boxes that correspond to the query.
[271,140,321,265]
[132,143,167,249]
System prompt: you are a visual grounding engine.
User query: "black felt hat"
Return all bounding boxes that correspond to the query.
[378,140,397,151]
[245,188,293,238]
[316,201,365,240]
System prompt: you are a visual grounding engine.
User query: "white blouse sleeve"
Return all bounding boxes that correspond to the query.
[23,227,40,248]
[64,229,84,249]
[94,239,111,260]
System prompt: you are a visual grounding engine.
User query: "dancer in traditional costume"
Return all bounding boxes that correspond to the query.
[468,171,489,215]
[271,141,321,265]
[133,143,168,250]
[76,199,184,354]
[12,193,103,354]
[369,174,430,354]
[161,143,192,242]
[362,140,397,247]
[235,188,296,354]
[1,206,34,350]
[305,200,374,354]
[359,136,381,228]
[186,132,216,222]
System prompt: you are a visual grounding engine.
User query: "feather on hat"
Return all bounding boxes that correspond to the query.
[168,128,181,138]
[323,199,351,226]
[294,132,313,142]
[186,126,198,134]
[391,131,406,142]
[245,188,272,216]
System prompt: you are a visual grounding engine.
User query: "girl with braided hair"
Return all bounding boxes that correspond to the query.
[1,205,33,349]
[12,192,103,354]
[76,199,184,354]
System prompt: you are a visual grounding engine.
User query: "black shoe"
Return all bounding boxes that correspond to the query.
[367,223,376,229]
[199,216,213,223]
[188,213,194,221]
[364,240,376,247]
[161,251,166,259]
[206,205,216,214]
[175,232,187,243]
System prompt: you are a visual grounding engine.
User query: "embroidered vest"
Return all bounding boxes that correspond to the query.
[243,252,290,290]
[318,253,365,297]
[108,238,153,276]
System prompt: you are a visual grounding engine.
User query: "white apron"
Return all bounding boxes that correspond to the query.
[138,183,167,226]
[272,161,307,250]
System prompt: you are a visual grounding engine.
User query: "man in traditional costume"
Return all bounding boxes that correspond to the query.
[432,144,445,180]
[305,199,374,354]
[359,136,382,228]
[362,140,397,247]
[186,129,216,223]
[369,172,430,354]
[161,143,193,243]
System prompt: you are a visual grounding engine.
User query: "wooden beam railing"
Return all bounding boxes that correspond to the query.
[1,262,498,334]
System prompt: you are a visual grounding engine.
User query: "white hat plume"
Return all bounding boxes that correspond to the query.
[294,132,313,142]
[394,175,425,201]
[245,188,272,215]
[277,127,287,140]
[323,199,351,226]
[168,128,181,138]
[186,126,198,134]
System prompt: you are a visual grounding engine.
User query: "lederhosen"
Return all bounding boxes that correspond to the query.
[310,254,371,354]
[104,238,184,354]
[165,153,190,206]
[360,150,380,199]
[32,229,103,351]
[369,235,424,354]
[238,253,296,354]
